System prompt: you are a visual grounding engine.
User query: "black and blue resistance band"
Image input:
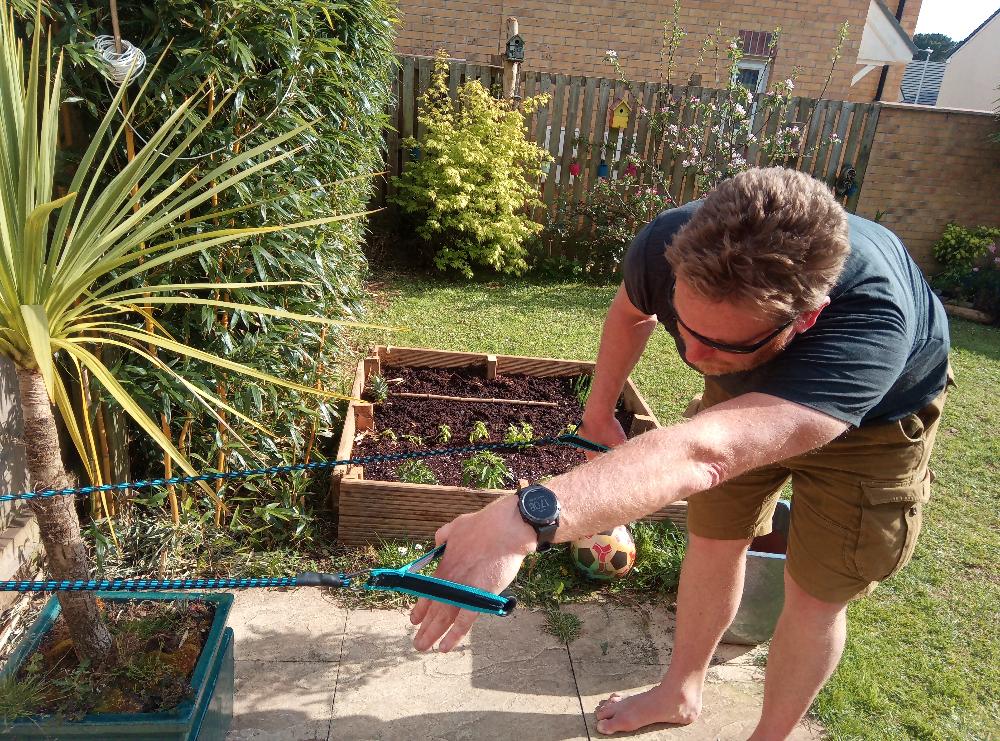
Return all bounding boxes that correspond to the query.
[0,433,609,617]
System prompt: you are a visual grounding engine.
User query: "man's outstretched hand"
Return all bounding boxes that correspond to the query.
[578,414,627,461]
[409,495,537,652]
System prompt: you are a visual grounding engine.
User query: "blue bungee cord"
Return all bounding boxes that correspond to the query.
[0,433,608,616]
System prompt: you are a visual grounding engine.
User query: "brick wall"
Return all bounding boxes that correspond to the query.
[395,0,918,103]
[857,104,1000,270]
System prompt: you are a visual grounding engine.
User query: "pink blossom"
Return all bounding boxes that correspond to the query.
[989,243,997,254]
[973,267,980,272]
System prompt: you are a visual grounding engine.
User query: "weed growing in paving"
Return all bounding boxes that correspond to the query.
[544,609,583,644]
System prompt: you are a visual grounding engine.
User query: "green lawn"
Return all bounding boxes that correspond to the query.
[352,271,999,740]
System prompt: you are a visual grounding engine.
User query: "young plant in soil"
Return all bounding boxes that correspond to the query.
[396,460,439,485]
[462,452,513,489]
[367,373,390,403]
[469,420,490,443]
[437,424,452,444]
[504,421,534,447]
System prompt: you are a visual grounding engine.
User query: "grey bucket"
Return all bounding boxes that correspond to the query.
[721,499,790,645]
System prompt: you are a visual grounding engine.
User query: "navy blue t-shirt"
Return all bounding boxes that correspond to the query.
[622,201,951,426]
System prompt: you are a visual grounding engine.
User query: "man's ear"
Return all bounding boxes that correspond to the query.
[793,296,831,335]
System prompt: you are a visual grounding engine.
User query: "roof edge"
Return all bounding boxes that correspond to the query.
[946,7,1000,58]
[873,0,919,56]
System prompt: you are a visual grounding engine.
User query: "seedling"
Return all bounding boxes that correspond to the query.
[461,452,512,489]
[437,424,452,444]
[402,433,424,446]
[367,373,389,403]
[569,374,593,406]
[469,420,490,443]
[559,422,579,436]
[396,460,439,485]
[504,421,534,446]
[379,428,398,443]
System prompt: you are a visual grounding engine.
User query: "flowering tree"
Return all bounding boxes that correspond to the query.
[599,1,849,197]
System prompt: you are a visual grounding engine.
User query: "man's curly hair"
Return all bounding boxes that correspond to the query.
[667,167,850,320]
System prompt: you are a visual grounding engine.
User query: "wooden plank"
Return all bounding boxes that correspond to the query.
[632,82,657,184]
[572,76,598,204]
[400,56,416,169]
[615,82,643,180]
[825,102,855,184]
[757,93,784,170]
[415,56,433,143]
[522,70,538,139]
[812,99,842,179]
[790,96,813,169]
[669,89,695,203]
[799,99,828,176]
[557,76,583,194]
[845,103,882,213]
[589,77,613,188]
[621,378,659,422]
[840,103,869,179]
[543,75,570,209]
[448,60,462,100]
[534,73,553,152]
[680,86,704,203]
[384,66,401,201]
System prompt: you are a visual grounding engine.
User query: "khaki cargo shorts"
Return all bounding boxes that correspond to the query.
[684,371,952,604]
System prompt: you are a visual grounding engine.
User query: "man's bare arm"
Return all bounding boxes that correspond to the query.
[410,393,847,651]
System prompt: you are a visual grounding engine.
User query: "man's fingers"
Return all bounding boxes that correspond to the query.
[438,610,479,653]
[413,602,460,651]
[410,596,431,625]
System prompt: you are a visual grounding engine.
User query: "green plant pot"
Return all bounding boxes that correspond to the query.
[722,500,790,645]
[0,592,234,739]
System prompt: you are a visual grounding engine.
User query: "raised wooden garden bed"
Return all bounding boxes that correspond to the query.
[333,345,688,547]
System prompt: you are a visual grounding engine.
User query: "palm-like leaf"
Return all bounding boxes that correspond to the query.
[0,3,381,500]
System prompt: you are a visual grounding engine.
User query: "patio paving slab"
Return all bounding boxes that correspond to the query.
[229,589,347,662]
[330,607,589,740]
[224,596,825,741]
[565,603,824,740]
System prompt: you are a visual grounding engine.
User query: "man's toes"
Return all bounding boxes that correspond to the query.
[595,694,622,720]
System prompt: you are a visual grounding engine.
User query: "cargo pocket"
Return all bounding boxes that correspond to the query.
[855,474,931,583]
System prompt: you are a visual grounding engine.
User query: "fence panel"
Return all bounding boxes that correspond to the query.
[381,56,879,215]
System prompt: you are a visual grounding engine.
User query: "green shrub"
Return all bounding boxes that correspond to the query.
[391,51,551,278]
[461,452,512,489]
[932,223,1000,271]
[536,177,674,278]
[396,461,438,485]
[47,0,397,546]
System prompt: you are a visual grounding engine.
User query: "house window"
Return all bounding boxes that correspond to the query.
[736,59,770,95]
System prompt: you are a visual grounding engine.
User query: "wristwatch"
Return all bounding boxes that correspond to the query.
[517,483,561,552]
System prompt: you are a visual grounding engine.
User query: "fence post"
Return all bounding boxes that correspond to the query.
[503,17,520,103]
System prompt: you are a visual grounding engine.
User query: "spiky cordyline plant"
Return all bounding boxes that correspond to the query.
[0,2,373,663]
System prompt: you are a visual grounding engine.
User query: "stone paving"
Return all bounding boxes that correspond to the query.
[225,590,824,741]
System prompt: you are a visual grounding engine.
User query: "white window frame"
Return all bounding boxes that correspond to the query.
[735,59,770,97]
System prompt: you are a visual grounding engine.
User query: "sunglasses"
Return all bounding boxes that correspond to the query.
[674,312,794,354]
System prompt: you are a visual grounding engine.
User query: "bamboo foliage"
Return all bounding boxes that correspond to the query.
[0,2,380,510]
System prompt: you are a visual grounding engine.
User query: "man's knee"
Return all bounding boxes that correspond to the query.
[782,569,848,621]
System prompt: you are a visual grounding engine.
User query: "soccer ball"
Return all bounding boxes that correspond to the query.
[571,525,636,580]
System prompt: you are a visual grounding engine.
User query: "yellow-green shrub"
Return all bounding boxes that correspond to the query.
[391,52,551,278]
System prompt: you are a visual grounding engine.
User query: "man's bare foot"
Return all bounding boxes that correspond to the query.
[594,682,702,735]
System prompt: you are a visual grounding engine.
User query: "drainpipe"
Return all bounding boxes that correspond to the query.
[874,0,907,101]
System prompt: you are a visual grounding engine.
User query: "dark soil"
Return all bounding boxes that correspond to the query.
[16,600,215,719]
[356,365,634,486]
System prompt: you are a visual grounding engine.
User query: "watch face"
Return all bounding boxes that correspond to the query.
[521,486,559,523]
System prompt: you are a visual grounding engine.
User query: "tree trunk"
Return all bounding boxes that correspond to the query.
[16,367,115,665]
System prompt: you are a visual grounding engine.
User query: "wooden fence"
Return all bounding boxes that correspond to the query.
[375,56,881,215]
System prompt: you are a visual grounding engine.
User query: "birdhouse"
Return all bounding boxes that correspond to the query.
[610,97,631,129]
[505,34,525,63]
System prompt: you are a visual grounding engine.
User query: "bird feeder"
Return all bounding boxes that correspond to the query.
[610,97,631,129]
[505,34,525,63]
